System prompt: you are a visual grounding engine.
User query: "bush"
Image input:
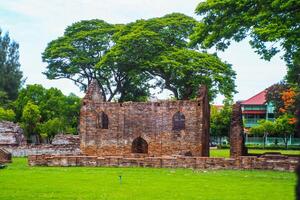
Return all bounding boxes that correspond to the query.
[0,107,15,121]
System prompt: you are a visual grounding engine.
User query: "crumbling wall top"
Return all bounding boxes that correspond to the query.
[83,80,104,103]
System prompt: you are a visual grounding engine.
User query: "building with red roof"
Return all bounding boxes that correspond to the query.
[241,89,275,128]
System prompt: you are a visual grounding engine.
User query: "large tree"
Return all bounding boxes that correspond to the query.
[42,20,149,101]
[266,82,290,117]
[21,101,41,143]
[43,13,236,102]
[100,13,236,100]
[190,0,300,84]
[0,29,23,102]
[13,84,81,135]
[191,0,300,135]
[42,20,115,100]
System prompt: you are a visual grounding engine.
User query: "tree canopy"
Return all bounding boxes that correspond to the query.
[43,13,236,102]
[21,101,41,143]
[191,0,300,85]
[266,82,297,118]
[13,84,81,139]
[0,29,23,102]
[210,101,232,143]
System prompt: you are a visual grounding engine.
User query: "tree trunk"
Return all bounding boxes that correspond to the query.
[263,133,266,149]
[283,133,288,150]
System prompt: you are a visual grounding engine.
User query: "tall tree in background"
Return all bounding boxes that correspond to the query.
[21,101,41,143]
[13,84,81,136]
[43,14,236,102]
[210,101,232,145]
[191,0,300,135]
[100,13,236,100]
[42,20,149,102]
[266,82,290,118]
[266,82,298,138]
[0,29,23,102]
[42,20,116,101]
[191,0,300,84]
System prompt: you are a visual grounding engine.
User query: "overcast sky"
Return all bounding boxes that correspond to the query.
[0,0,287,104]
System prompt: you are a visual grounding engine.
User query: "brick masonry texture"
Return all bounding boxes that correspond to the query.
[1,134,80,157]
[230,103,247,157]
[2,144,80,157]
[28,154,299,172]
[0,148,12,163]
[80,81,210,157]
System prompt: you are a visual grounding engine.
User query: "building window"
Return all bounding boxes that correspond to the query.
[172,111,185,131]
[98,112,108,129]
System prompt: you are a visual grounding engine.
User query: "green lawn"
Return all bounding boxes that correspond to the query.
[210,148,300,158]
[0,158,296,200]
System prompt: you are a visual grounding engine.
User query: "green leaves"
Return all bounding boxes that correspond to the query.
[14,84,81,140]
[42,20,117,94]
[21,101,41,139]
[210,103,233,138]
[0,107,15,122]
[191,0,300,84]
[0,30,23,101]
[149,49,236,100]
[43,13,236,101]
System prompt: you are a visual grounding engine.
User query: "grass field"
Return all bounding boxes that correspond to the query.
[210,148,300,157]
[0,158,297,200]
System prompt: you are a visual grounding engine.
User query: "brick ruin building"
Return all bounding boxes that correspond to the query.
[28,81,299,171]
[80,80,210,157]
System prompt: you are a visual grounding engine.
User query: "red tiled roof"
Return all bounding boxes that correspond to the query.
[241,89,267,105]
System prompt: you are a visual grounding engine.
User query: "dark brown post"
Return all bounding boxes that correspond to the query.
[230,103,247,157]
[198,85,210,157]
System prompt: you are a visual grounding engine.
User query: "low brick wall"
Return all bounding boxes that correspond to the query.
[0,148,12,163]
[1,144,80,157]
[28,154,299,171]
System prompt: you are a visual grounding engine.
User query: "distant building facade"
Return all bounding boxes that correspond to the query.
[241,89,275,128]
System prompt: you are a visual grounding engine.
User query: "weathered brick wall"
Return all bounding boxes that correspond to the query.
[230,103,247,157]
[2,144,80,157]
[0,148,12,163]
[28,155,299,172]
[80,81,210,157]
[52,134,80,145]
[1,134,80,157]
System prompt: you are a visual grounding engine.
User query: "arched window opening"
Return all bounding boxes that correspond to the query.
[172,111,185,131]
[98,112,108,129]
[132,137,148,154]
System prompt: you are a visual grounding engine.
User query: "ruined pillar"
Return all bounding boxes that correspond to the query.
[230,103,247,157]
[197,85,210,157]
[80,79,104,155]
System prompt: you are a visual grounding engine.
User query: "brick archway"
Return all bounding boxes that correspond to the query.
[132,137,148,154]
